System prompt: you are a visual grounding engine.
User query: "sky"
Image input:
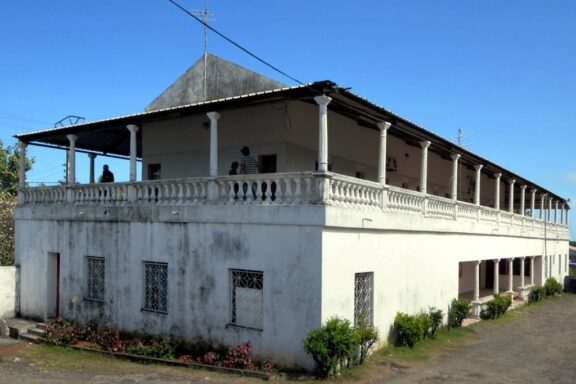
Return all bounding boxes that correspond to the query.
[0,0,574,239]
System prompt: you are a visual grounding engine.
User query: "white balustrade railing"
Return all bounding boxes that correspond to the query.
[18,172,568,237]
[387,186,425,214]
[428,198,455,219]
[328,174,382,209]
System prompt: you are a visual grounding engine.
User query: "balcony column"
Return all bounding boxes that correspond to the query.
[530,189,537,218]
[66,134,78,185]
[554,201,559,224]
[520,185,526,216]
[567,208,570,226]
[450,154,461,200]
[206,112,221,177]
[471,260,481,318]
[494,173,502,210]
[493,259,500,294]
[548,198,553,223]
[530,256,535,285]
[314,95,332,173]
[127,124,139,182]
[87,153,97,184]
[540,194,546,220]
[507,258,514,293]
[18,141,27,189]
[520,257,525,288]
[377,121,391,185]
[474,164,483,205]
[508,179,515,213]
[561,204,566,225]
[419,141,431,194]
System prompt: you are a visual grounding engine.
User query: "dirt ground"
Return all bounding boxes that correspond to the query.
[1,294,575,383]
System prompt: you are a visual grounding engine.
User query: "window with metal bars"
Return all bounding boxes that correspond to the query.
[354,272,374,326]
[143,262,168,313]
[85,256,105,302]
[230,269,263,330]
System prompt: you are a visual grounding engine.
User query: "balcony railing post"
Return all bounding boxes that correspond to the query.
[315,172,332,204]
[127,184,137,203]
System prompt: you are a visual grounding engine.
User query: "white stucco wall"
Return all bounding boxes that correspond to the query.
[15,205,324,369]
[0,266,16,319]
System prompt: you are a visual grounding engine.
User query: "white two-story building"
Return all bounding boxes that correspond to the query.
[13,55,570,369]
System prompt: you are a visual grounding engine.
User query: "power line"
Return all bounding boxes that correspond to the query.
[166,0,307,87]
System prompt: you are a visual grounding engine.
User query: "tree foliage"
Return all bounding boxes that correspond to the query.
[0,140,33,265]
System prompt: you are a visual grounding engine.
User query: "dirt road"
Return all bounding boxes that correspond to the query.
[384,294,576,384]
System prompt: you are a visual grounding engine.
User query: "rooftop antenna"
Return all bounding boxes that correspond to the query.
[454,128,473,149]
[191,0,215,101]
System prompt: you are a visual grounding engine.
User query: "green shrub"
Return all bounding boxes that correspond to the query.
[544,277,562,296]
[528,285,546,303]
[448,298,471,328]
[393,312,422,348]
[481,294,512,319]
[303,317,360,378]
[428,307,444,337]
[416,312,431,340]
[355,315,379,365]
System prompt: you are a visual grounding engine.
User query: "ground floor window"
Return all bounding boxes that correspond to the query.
[143,262,168,313]
[354,272,374,326]
[85,256,105,302]
[230,269,263,330]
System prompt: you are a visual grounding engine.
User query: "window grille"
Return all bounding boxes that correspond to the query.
[143,262,168,313]
[354,272,374,326]
[85,257,105,302]
[231,269,263,330]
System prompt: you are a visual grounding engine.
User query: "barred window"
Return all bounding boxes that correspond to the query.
[143,262,168,313]
[354,272,374,326]
[230,269,263,330]
[85,257,105,302]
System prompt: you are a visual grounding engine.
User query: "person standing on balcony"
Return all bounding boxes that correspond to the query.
[99,164,114,183]
[240,146,258,175]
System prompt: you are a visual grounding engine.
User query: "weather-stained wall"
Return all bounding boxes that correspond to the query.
[0,266,15,319]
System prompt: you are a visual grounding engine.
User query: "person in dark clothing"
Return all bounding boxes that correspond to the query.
[229,161,239,175]
[100,164,114,183]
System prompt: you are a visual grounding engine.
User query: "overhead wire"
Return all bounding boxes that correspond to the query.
[166,0,322,95]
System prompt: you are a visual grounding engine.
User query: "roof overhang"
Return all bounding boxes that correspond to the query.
[14,80,570,206]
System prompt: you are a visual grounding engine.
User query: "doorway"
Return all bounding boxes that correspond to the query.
[47,252,60,318]
[485,260,495,289]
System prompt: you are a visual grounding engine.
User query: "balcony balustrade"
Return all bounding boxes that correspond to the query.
[18,172,569,237]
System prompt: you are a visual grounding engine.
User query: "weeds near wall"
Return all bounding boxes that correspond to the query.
[447,298,471,328]
[480,294,512,320]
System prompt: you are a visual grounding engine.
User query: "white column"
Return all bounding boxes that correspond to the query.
[567,208,570,226]
[18,141,27,189]
[474,164,483,205]
[419,141,431,194]
[127,124,139,182]
[508,179,515,213]
[377,121,391,185]
[540,194,546,220]
[520,185,526,216]
[530,188,537,218]
[66,134,78,185]
[530,256,535,285]
[548,198,553,223]
[206,112,221,177]
[88,153,96,184]
[450,154,461,200]
[508,258,514,293]
[493,259,500,294]
[474,260,480,302]
[554,201,559,224]
[561,204,566,225]
[520,257,525,288]
[494,173,502,210]
[314,95,332,173]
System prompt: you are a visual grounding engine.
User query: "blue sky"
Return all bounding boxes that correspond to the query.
[1,1,574,238]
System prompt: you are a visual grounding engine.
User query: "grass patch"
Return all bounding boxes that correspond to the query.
[375,326,476,362]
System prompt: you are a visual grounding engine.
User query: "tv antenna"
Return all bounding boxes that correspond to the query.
[454,128,473,149]
[191,0,215,100]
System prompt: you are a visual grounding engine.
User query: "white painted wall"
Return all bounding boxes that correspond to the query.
[16,205,324,369]
[0,266,16,319]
